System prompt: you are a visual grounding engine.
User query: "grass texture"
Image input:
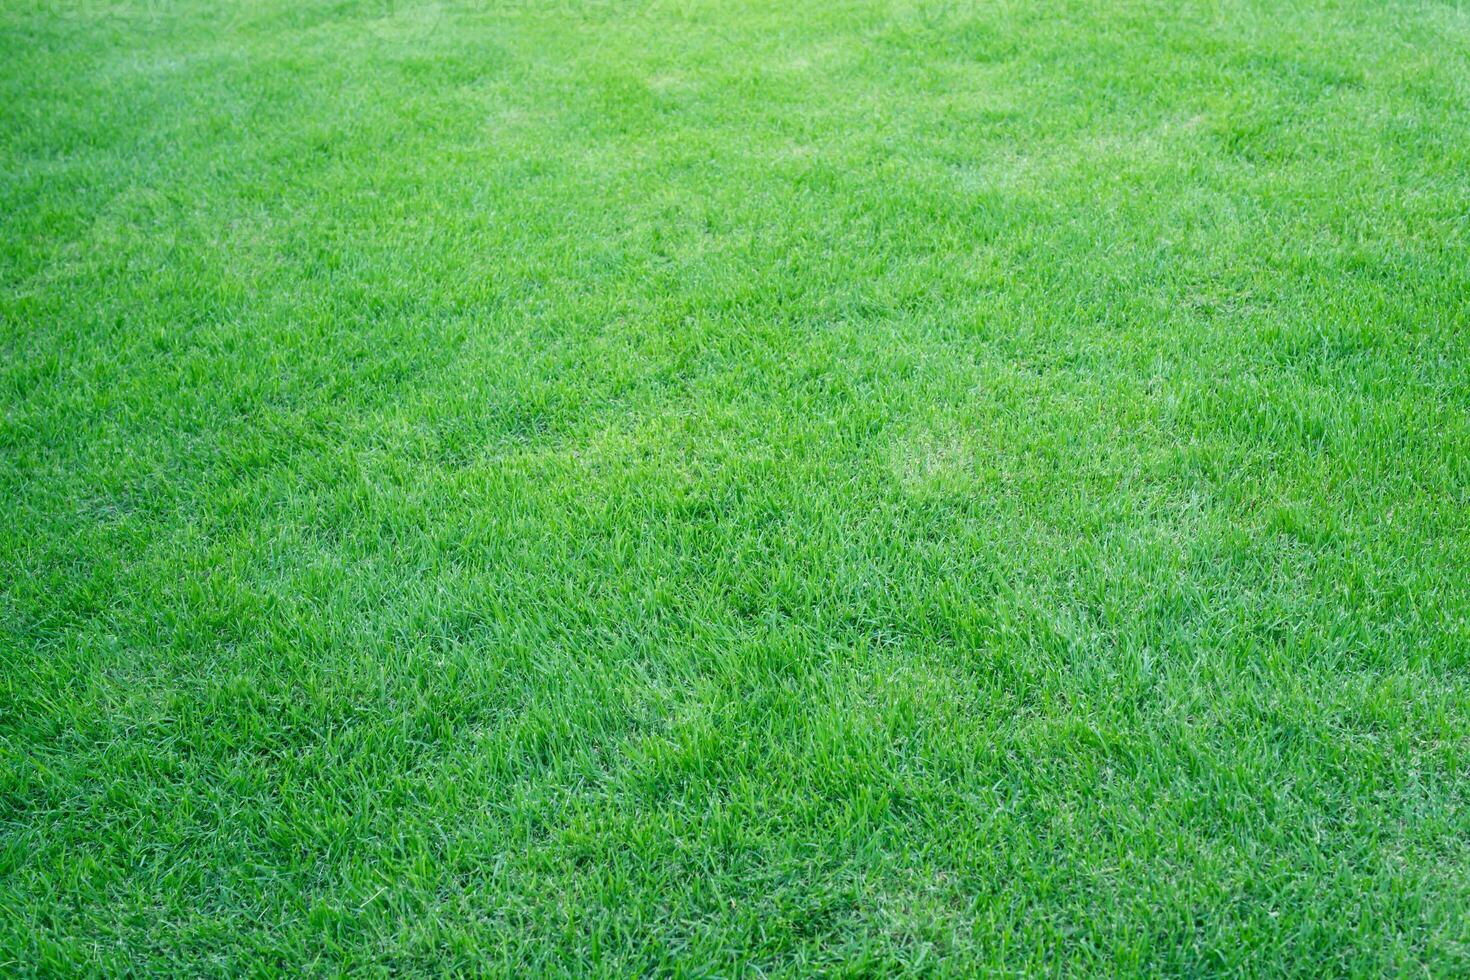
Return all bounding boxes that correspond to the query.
[3,0,1470,973]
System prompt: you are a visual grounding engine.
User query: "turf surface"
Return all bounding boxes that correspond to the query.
[4,0,1470,973]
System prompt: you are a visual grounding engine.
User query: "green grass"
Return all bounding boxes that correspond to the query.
[4,0,1470,972]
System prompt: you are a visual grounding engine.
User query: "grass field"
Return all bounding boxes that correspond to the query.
[4,0,1470,973]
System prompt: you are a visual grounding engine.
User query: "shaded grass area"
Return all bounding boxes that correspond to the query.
[3,0,1470,972]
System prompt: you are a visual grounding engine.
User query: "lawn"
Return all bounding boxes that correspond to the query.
[3,0,1470,973]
